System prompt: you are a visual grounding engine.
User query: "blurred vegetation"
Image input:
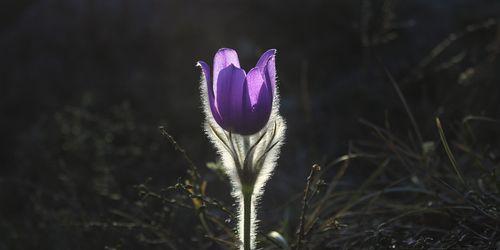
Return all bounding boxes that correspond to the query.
[1,0,500,249]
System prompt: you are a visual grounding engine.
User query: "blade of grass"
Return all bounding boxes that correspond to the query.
[334,158,391,218]
[379,61,424,148]
[435,117,465,185]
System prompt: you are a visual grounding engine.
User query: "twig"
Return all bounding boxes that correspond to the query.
[159,126,202,185]
[108,209,179,249]
[295,164,321,250]
[304,144,356,235]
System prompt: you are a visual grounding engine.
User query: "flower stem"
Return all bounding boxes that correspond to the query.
[242,186,253,250]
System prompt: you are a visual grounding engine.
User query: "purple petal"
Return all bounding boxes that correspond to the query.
[245,67,266,107]
[263,54,276,96]
[255,49,277,69]
[215,64,246,131]
[197,60,223,124]
[241,74,273,135]
[213,48,241,96]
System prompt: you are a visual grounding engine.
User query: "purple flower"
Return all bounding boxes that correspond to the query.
[198,48,277,135]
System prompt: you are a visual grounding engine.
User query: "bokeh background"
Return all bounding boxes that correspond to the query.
[1,0,499,249]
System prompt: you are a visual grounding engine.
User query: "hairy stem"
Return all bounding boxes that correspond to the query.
[242,185,254,250]
[243,193,251,250]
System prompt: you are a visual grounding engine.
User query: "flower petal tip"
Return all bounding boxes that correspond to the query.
[267,48,277,55]
[256,49,277,69]
[217,48,236,53]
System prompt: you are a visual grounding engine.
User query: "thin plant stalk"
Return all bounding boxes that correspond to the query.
[242,187,253,250]
[435,117,465,185]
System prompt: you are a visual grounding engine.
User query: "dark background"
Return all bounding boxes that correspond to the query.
[1,0,499,249]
